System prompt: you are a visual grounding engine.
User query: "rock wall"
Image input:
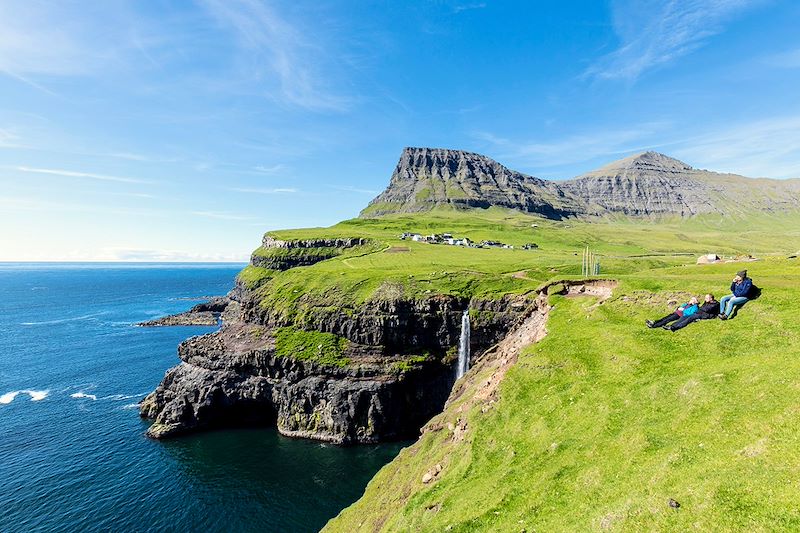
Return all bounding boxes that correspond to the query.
[140,290,541,443]
[250,236,371,271]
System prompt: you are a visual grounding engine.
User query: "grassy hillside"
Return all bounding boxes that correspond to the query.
[309,210,800,531]
[241,208,800,315]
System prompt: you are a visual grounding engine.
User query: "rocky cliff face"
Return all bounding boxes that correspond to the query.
[363,148,800,218]
[363,147,587,219]
[250,235,371,271]
[140,243,541,442]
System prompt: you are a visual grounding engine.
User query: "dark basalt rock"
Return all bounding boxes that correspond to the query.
[250,236,371,270]
[140,289,540,443]
[137,296,230,327]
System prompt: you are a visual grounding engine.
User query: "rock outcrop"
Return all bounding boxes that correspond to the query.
[250,235,371,271]
[137,297,230,327]
[362,147,800,218]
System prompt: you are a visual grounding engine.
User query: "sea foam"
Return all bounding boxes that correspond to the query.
[0,391,20,404]
[71,392,98,401]
[0,390,49,404]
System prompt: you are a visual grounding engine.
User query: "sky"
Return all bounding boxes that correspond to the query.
[1,0,799,261]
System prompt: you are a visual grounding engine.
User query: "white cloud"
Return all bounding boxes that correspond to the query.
[16,166,149,184]
[472,122,671,169]
[253,164,286,174]
[763,48,800,69]
[330,185,379,195]
[228,187,298,194]
[587,0,761,81]
[0,128,20,147]
[473,114,800,180]
[99,247,248,262]
[200,0,350,111]
[671,115,800,179]
[190,210,260,221]
[453,3,487,13]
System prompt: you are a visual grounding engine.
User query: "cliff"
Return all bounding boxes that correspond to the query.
[140,233,540,442]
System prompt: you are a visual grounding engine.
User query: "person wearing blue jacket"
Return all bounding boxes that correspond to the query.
[719,270,752,320]
[646,297,700,329]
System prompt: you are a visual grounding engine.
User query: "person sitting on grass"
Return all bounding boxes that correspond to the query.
[719,270,753,320]
[663,293,720,331]
[646,297,699,330]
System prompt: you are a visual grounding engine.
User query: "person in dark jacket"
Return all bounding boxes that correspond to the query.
[646,297,699,329]
[666,294,720,331]
[719,270,752,320]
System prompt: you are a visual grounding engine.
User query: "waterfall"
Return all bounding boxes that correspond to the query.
[456,310,470,379]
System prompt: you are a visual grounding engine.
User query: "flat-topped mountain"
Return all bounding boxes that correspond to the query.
[362,147,800,218]
[362,147,586,219]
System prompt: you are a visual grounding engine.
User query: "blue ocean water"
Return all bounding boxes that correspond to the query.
[0,263,404,532]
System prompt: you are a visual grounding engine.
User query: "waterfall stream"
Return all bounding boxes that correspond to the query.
[456,310,470,379]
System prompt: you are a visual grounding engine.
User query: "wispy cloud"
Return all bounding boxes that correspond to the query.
[453,3,487,13]
[253,164,286,174]
[474,113,800,180]
[763,47,800,69]
[16,166,151,184]
[0,128,22,147]
[191,210,260,221]
[586,0,761,81]
[671,115,800,179]
[472,122,670,169]
[0,1,139,95]
[200,0,350,111]
[227,186,298,194]
[99,247,248,262]
[330,185,379,195]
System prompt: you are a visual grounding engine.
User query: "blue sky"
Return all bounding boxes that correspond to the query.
[1,0,799,261]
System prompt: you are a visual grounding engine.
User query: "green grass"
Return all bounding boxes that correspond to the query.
[244,208,800,319]
[273,326,350,367]
[236,265,275,289]
[272,206,799,532]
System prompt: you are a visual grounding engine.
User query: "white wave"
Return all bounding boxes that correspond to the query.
[2,390,50,403]
[120,403,140,410]
[24,389,49,401]
[102,392,147,401]
[20,313,105,326]
[71,392,98,401]
[0,391,20,404]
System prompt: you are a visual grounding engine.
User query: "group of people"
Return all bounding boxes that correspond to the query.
[646,270,755,332]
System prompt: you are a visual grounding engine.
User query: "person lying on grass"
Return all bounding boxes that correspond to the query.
[660,293,720,332]
[646,296,699,330]
[719,270,753,320]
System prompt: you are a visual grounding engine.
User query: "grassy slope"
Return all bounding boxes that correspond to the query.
[318,210,800,532]
[242,208,800,311]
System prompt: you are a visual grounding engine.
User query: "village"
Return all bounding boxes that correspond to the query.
[399,232,538,250]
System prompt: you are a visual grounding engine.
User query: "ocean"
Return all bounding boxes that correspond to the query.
[0,263,404,532]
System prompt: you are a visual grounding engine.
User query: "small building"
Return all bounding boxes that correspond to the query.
[411,234,423,242]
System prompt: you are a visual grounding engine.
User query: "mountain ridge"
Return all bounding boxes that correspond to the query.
[362,147,800,218]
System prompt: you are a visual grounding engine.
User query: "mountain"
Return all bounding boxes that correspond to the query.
[362,147,587,219]
[362,148,800,218]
